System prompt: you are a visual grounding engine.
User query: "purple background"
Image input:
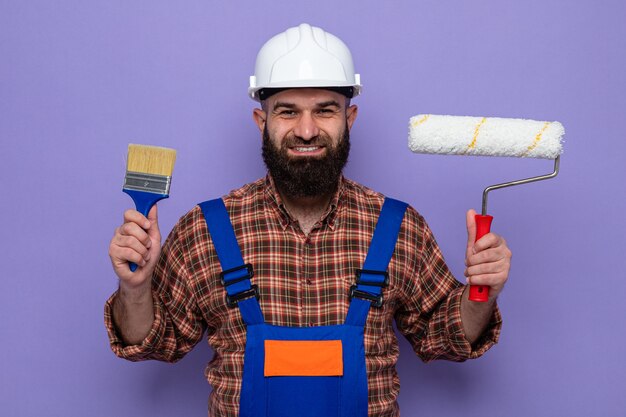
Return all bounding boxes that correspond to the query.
[1,1,624,416]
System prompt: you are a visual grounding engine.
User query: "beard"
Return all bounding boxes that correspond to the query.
[262,124,350,198]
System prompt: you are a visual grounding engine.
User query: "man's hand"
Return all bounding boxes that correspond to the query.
[108,205,161,294]
[464,209,512,301]
[108,205,161,344]
[460,209,511,344]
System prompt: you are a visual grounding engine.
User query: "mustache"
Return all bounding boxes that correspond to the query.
[280,135,333,149]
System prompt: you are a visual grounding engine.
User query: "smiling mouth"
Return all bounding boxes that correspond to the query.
[288,146,326,155]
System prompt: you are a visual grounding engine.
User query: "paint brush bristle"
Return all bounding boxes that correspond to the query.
[127,144,177,177]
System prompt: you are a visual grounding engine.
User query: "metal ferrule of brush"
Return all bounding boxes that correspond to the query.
[481,156,560,215]
[124,171,172,195]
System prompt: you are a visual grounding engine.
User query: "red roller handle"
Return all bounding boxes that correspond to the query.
[469,214,493,302]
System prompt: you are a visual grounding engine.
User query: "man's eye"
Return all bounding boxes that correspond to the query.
[280,110,296,116]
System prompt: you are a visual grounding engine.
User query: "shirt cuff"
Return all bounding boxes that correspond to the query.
[103,290,166,361]
[445,286,503,360]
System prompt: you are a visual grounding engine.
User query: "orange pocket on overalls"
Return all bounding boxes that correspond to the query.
[264,340,343,377]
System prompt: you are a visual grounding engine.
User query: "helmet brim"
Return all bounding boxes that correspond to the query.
[256,86,357,101]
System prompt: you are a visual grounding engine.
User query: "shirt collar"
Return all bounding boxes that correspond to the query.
[264,173,345,231]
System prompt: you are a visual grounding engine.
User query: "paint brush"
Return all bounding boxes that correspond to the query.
[123,144,177,271]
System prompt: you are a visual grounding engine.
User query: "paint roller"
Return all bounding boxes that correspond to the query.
[408,114,564,302]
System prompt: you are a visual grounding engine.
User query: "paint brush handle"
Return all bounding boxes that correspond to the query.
[123,189,169,272]
[469,214,493,302]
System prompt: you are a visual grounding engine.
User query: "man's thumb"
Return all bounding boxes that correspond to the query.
[466,209,477,248]
[147,205,160,236]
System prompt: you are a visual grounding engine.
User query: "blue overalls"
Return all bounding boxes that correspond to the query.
[199,197,407,417]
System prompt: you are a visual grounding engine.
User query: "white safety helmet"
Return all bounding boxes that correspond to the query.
[248,23,362,101]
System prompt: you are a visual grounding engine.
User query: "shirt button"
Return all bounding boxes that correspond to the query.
[306,279,312,285]
[304,237,311,245]
[309,322,314,327]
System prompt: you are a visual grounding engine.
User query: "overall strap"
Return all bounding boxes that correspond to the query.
[199,199,264,325]
[345,198,408,326]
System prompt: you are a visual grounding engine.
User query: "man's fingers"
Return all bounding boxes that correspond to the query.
[466,272,507,288]
[110,208,162,288]
[464,231,512,300]
[123,209,151,230]
[463,221,512,298]
[466,244,511,266]
[113,234,151,260]
[473,233,505,253]
[465,258,510,277]
[110,224,153,265]
[118,247,149,267]
[109,242,149,267]
[113,206,161,266]
[120,222,152,248]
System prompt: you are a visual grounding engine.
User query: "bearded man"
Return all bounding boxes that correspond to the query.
[106,23,510,417]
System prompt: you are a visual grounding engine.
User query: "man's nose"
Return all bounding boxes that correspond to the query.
[293,112,320,141]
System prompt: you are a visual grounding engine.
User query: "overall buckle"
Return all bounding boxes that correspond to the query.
[355,269,389,287]
[349,285,383,308]
[349,269,387,308]
[220,264,258,308]
[220,263,254,287]
[226,285,260,308]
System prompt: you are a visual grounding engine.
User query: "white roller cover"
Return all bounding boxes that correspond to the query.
[409,114,564,159]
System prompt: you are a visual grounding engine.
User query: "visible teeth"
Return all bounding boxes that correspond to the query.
[295,147,318,152]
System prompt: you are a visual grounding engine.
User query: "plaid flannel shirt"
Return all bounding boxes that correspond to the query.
[105,175,501,416]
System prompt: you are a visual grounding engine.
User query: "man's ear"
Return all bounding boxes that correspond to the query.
[252,108,266,133]
[346,104,358,130]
